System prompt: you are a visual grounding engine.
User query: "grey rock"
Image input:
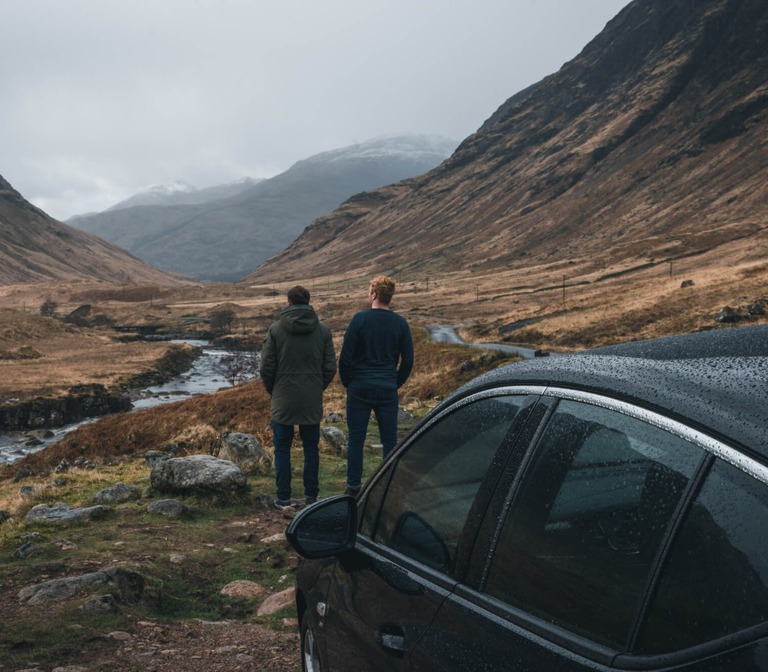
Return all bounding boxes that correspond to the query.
[93,482,141,504]
[150,455,246,493]
[14,464,33,482]
[321,426,347,453]
[146,499,187,517]
[716,306,741,323]
[25,502,110,523]
[144,450,170,468]
[219,432,270,472]
[80,594,119,614]
[18,566,144,605]
[14,541,44,559]
[55,459,71,473]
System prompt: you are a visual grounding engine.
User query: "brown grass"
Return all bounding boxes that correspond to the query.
[0,308,174,401]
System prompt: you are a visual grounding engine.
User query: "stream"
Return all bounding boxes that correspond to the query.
[0,341,234,465]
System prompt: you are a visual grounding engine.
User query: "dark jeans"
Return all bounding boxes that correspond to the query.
[272,421,320,501]
[346,386,399,489]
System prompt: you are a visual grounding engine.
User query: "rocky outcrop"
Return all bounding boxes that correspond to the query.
[0,384,131,431]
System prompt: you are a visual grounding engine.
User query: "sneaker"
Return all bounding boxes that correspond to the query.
[304,496,318,506]
[273,498,293,510]
[345,486,361,498]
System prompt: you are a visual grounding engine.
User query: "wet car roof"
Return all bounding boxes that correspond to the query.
[451,325,768,460]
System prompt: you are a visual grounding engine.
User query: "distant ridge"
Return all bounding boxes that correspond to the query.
[246,0,768,283]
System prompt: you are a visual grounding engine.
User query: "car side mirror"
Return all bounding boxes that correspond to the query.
[285,495,358,559]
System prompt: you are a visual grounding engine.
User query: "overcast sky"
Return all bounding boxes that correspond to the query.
[1,0,630,221]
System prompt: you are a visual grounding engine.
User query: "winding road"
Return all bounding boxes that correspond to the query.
[428,325,548,360]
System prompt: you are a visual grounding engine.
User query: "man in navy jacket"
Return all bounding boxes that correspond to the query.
[339,276,414,496]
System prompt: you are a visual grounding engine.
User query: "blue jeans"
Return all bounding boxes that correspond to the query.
[346,386,399,489]
[272,421,320,501]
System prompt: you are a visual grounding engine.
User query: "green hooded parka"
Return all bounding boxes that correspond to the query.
[259,304,336,425]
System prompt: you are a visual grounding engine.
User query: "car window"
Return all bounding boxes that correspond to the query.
[370,395,529,573]
[484,399,704,649]
[638,458,768,653]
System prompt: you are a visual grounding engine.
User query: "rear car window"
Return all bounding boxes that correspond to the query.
[484,399,704,649]
[639,458,768,652]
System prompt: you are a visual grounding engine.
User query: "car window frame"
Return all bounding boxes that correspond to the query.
[464,386,768,667]
[356,386,546,583]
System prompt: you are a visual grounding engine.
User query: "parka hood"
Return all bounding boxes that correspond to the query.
[279,304,319,334]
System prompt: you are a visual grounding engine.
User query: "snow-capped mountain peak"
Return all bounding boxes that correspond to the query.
[138,181,197,196]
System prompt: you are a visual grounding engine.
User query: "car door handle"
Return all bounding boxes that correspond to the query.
[377,623,405,658]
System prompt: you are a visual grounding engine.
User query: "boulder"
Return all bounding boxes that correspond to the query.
[80,594,119,614]
[220,580,268,600]
[14,541,44,559]
[18,567,144,605]
[150,455,246,493]
[93,482,141,504]
[146,499,187,517]
[322,427,347,453]
[25,502,110,523]
[716,306,741,323]
[219,433,271,473]
[256,587,295,616]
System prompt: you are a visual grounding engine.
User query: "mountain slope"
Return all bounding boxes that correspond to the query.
[247,0,768,283]
[0,176,183,285]
[71,135,457,282]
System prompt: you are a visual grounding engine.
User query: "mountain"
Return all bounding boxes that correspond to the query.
[70,135,457,282]
[0,176,182,285]
[246,0,768,284]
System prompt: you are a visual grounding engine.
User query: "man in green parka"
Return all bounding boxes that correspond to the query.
[259,285,337,508]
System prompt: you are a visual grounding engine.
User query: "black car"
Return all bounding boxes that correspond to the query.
[287,325,768,671]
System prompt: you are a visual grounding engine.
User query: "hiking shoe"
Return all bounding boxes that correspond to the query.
[273,498,293,510]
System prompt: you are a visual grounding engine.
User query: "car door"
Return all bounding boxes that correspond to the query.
[321,391,541,671]
[410,393,709,670]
